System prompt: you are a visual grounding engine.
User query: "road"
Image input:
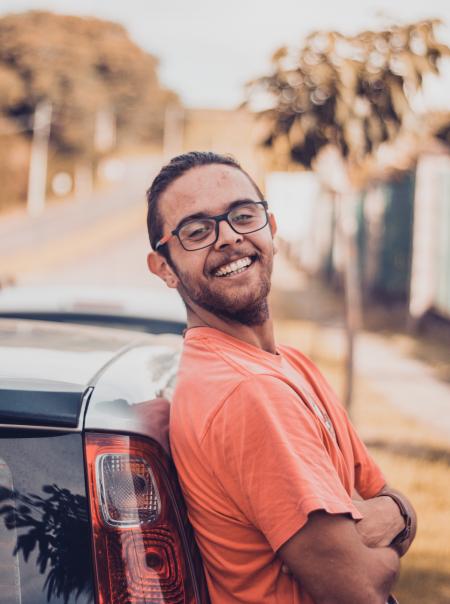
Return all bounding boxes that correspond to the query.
[22,209,157,289]
[0,154,165,292]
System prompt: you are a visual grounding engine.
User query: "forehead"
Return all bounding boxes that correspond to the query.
[159,164,260,228]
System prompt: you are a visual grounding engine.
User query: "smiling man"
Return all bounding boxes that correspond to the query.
[146,151,416,604]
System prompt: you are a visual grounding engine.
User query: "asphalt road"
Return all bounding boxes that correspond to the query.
[23,221,160,290]
[0,154,165,291]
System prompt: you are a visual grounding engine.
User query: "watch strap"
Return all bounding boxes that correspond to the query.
[382,491,412,546]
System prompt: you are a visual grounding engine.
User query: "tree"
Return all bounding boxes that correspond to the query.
[246,20,450,409]
[0,10,178,209]
[0,11,178,154]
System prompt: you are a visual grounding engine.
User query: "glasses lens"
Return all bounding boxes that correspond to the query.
[178,219,216,250]
[229,202,267,233]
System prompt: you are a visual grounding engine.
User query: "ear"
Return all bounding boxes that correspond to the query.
[147,251,179,289]
[269,212,278,238]
[268,213,278,254]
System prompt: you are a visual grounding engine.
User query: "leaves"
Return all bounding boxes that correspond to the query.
[246,20,450,171]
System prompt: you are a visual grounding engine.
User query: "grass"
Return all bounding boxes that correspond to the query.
[274,318,450,604]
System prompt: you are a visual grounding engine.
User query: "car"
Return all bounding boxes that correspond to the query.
[0,318,210,604]
[0,285,187,335]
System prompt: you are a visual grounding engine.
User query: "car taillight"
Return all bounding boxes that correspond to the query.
[84,432,198,604]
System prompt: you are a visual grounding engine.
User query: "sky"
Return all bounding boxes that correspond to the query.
[1,0,450,108]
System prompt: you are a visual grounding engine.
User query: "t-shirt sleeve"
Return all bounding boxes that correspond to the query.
[295,347,386,500]
[201,374,363,552]
[346,418,386,498]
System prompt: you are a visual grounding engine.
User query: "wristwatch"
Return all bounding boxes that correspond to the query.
[383,491,412,547]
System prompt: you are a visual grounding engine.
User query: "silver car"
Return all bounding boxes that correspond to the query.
[0,318,209,604]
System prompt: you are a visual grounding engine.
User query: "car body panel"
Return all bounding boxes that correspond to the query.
[0,318,141,429]
[0,318,137,388]
[0,319,180,445]
[0,387,83,428]
[85,338,181,454]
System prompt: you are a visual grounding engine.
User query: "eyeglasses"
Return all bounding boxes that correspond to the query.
[155,200,269,252]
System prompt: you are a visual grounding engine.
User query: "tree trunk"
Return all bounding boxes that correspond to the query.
[340,192,362,413]
[313,147,363,413]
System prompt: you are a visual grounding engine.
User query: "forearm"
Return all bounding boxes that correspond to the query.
[319,545,399,604]
[279,511,400,604]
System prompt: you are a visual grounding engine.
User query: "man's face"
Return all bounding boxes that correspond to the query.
[153,164,277,325]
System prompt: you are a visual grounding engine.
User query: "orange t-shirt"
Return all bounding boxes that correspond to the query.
[170,327,385,603]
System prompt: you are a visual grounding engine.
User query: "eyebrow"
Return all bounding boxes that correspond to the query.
[175,198,261,229]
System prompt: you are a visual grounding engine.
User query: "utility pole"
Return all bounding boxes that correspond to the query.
[163,104,184,161]
[94,107,116,153]
[27,100,52,217]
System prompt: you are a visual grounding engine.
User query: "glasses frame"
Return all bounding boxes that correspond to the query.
[155,200,269,252]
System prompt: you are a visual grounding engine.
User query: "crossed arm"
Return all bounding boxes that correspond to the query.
[278,485,417,604]
[352,485,417,557]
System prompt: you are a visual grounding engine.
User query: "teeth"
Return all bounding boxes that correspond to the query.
[214,256,252,277]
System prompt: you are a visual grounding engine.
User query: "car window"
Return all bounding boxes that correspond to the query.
[0,431,94,604]
[0,457,21,604]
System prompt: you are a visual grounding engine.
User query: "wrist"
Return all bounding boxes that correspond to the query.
[378,492,412,549]
[377,495,404,534]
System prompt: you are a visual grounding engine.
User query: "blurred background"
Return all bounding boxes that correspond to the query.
[0,1,449,601]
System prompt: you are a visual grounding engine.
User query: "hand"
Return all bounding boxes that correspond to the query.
[353,496,404,549]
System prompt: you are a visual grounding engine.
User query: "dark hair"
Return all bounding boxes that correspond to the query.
[146,151,264,256]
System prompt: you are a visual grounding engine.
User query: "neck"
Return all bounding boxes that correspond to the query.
[185,302,277,354]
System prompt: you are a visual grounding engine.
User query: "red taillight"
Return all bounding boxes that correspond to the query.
[84,433,197,604]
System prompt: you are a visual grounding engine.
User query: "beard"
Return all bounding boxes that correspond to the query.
[173,255,272,327]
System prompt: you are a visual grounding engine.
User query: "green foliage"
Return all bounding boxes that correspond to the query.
[246,21,450,169]
[0,10,178,156]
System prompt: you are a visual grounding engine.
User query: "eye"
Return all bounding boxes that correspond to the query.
[230,204,259,224]
[180,220,214,242]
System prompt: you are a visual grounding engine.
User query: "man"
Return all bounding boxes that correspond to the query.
[146,151,416,604]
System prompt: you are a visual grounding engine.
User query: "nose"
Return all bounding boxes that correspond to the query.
[213,218,243,250]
